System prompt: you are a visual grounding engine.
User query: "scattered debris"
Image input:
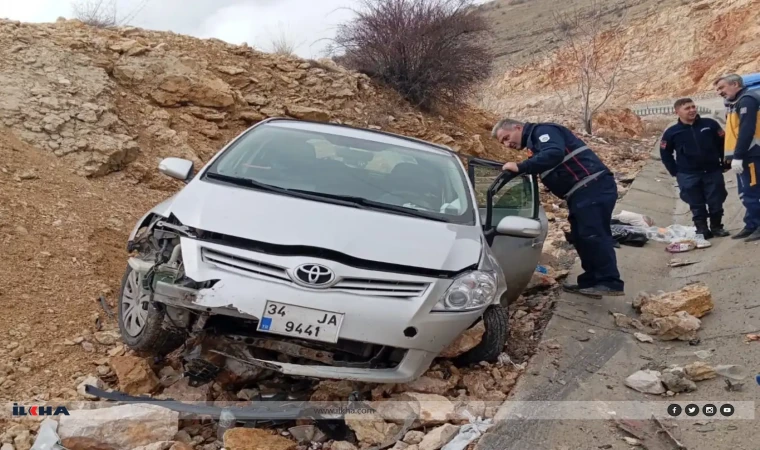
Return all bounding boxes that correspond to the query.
[745,334,760,342]
[110,355,161,395]
[715,364,749,381]
[634,333,654,343]
[661,369,697,393]
[637,282,714,319]
[624,370,665,395]
[438,322,486,358]
[668,259,698,268]
[724,379,744,392]
[223,428,297,450]
[623,436,642,445]
[650,311,701,341]
[693,349,714,360]
[684,361,716,381]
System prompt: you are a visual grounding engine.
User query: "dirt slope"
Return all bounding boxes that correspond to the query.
[477,0,760,117]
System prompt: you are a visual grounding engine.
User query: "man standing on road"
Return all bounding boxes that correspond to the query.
[715,73,760,241]
[491,119,625,299]
[660,98,730,239]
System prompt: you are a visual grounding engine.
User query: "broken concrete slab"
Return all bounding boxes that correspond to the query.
[58,404,179,450]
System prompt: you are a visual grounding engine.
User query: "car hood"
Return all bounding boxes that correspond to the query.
[166,178,483,272]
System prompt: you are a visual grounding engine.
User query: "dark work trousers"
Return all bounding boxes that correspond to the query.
[567,172,625,291]
[737,156,760,230]
[675,170,728,223]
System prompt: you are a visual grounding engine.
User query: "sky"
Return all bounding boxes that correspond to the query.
[0,0,491,59]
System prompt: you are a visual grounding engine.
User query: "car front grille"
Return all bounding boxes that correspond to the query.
[200,247,429,298]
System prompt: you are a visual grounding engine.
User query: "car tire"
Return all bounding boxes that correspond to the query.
[455,304,508,366]
[117,264,185,355]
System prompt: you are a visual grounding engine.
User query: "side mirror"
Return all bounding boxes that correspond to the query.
[158,157,194,182]
[495,216,542,238]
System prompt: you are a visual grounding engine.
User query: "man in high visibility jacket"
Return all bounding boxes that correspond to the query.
[715,73,760,241]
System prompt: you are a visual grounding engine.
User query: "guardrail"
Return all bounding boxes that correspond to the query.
[629,91,718,109]
[631,105,714,117]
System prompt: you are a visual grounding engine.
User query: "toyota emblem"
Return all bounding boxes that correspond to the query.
[293,264,335,287]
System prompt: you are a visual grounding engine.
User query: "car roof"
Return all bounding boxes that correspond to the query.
[261,117,458,157]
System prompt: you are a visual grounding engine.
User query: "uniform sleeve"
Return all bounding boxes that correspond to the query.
[734,96,759,160]
[659,129,678,176]
[516,126,565,175]
[712,120,726,161]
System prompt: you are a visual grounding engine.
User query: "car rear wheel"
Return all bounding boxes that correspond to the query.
[118,264,185,355]
[455,304,508,366]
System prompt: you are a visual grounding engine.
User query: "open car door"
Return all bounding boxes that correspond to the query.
[466,157,548,305]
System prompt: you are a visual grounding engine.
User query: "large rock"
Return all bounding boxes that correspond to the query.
[113,55,236,108]
[344,411,400,445]
[110,355,160,395]
[401,376,457,396]
[640,282,714,319]
[661,369,697,393]
[651,311,701,341]
[158,377,212,402]
[624,370,665,394]
[394,392,455,425]
[684,361,717,381]
[223,428,296,450]
[284,104,331,122]
[438,322,485,358]
[58,404,179,450]
[417,424,459,450]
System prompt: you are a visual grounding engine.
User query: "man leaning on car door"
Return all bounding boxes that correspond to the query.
[491,118,625,299]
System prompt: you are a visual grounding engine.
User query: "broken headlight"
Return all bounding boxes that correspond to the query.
[433,271,497,311]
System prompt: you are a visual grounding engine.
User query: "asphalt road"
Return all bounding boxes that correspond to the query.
[475,158,760,450]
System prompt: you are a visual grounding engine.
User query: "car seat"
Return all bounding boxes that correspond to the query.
[385,162,443,210]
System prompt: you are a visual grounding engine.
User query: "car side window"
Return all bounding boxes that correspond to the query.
[491,175,535,225]
[470,161,536,228]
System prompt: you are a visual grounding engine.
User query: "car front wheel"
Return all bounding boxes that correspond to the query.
[455,304,508,366]
[118,264,185,355]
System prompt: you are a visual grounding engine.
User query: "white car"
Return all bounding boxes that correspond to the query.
[121,117,548,384]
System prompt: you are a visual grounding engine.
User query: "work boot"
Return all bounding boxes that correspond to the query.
[694,219,713,240]
[562,282,602,299]
[731,228,756,239]
[744,229,760,242]
[709,215,730,237]
[579,285,626,297]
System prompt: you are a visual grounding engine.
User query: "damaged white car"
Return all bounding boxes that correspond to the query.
[121,117,548,384]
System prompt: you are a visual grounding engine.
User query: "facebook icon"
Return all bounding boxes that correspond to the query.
[667,404,682,417]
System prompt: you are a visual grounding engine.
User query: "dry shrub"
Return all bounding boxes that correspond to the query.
[331,0,493,110]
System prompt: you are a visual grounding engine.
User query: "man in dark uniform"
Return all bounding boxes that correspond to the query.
[660,98,730,239]
[492,118,624,299]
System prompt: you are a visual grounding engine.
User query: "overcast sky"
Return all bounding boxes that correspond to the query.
[0,0,491,59]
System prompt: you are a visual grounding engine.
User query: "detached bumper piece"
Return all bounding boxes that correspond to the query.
[83,384,331,422]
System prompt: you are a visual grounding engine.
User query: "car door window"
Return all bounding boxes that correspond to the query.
[490,175,536,226]
[467,158,537,228]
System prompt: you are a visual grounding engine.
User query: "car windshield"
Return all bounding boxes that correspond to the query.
[203,122,475,224]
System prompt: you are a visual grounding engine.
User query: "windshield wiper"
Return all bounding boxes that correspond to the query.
[287,190,448,222]
[205,172,366,209]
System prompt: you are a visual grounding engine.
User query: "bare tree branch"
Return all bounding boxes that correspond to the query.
[71,0,149,28]
[547,0,631,133]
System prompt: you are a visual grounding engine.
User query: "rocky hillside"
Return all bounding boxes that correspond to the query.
[0,17,511,183]
[478,0,760,118]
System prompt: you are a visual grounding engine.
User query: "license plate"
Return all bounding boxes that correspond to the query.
[256,301,344,343]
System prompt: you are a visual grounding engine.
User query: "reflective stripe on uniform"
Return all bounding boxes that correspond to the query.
[540,145,590,178]
[564,170,605,199]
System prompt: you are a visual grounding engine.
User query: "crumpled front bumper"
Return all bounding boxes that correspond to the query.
[148,238,487,383]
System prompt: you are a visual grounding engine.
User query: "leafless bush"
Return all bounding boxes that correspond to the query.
[270,33,297,56]
[330,0,493,110]
[70,0,148,28]
[548,0,632,134]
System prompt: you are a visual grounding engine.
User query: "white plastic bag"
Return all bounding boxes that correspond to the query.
[613,210,655,228]
[442,411,493,450]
